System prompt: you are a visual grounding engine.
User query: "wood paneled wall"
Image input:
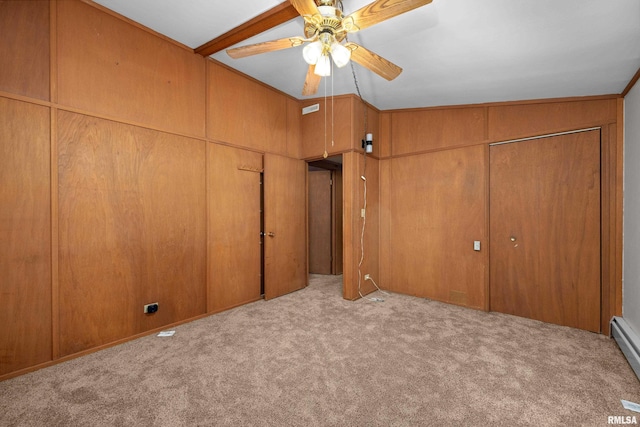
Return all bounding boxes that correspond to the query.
[57,112,207,356]
[208,61,298,157]
[0,0,303,380]
[301,96,355,159]
[379,96,621,325]
[381,146,487,309]
[0,98,51,376]
[380,97,617,157]
[0,0,625,379]
[0,1,50,100]
[56,0,206,137]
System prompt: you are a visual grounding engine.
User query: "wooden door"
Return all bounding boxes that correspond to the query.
[263,154,307,299]
[489,130,601,332]
[309,170,332,274]
[208,144,262,312]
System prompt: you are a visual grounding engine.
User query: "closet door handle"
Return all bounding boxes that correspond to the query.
[267,232,275,237]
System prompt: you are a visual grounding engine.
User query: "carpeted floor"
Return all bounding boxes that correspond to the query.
[1,274,639,426]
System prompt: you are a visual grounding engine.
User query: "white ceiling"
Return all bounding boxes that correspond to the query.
[93,0,640,110]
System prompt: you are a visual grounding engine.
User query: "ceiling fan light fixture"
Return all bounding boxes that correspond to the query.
[314,54,331,77]
[330,42,351,68]
[303,40,323,65]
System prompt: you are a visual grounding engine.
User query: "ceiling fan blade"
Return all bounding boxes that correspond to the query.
[345,42,402,81]
[227,37,306,59]
[289,0,319,17]
[347,0,432,32]
[302,65,321,96]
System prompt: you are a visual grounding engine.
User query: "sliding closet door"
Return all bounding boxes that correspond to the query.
[490,130,601,332]
[263,154,307,299]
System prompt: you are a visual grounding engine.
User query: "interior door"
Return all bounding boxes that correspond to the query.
[264,153,307,299]
[309,170,332,274]
[489,130,601,332]
[208,144,262,312]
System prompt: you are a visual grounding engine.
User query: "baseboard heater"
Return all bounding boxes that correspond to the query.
[611,316,640,380]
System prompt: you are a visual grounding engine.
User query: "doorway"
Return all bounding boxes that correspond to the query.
[308,156,343,275]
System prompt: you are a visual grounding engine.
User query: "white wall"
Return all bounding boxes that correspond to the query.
[624,80,640,334]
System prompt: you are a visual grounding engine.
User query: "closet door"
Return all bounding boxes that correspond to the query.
[263,154,307,299]
[489,130,601,332]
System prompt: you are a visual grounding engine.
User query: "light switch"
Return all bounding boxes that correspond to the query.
[473,241,481,251]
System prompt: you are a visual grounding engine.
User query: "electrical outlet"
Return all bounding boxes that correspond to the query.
[364,274,370,280]
[143,303,159,314]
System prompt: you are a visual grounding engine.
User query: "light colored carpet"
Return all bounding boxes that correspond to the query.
[1,274,639,426]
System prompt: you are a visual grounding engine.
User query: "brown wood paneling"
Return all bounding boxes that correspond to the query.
[207,61,287,153]
[0,0,50,100]
[208,143,262,312]
[57,111,206,356]
[301,96,354,159]
[489,130,601,332]
[379,159,391,292]
[390,107,486,156]
[264,154,307,299]
[388,145,486,309]
[358,154,380,294]
[57,0,205,136]
[332,169,344,275]
[286,97,302,158]
[488,99,616,141]
[0,98,51,375]
[342,152,380,299]
[309,170,333,274]
[379,112,392,158]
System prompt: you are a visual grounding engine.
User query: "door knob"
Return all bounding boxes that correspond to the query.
[268,232,275,237]
[510,236,517,242]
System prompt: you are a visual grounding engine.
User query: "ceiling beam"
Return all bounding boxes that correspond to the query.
[194,2,299,57]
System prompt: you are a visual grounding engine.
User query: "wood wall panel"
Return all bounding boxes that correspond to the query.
[57,0,205,136]
[388,145,486,309]
[487,98,617,141]
[0,1,50,100]
[286,97,302,158]
[57,111,206,357]
[390,107,486,156]
[301,96,354,159]
[208,143,262,312]
[379,112,392,158]
[0,98,51,375]
[342,152,380,299]
[207,61,287,153]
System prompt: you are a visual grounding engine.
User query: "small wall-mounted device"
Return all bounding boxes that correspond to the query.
[362,133,373,153]
[143,302,159,314]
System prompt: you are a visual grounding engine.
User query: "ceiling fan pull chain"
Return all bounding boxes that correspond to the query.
[331,60,335,148]
[323,74,328,159]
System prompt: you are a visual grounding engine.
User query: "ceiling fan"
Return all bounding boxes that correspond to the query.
[226,0,433,96]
